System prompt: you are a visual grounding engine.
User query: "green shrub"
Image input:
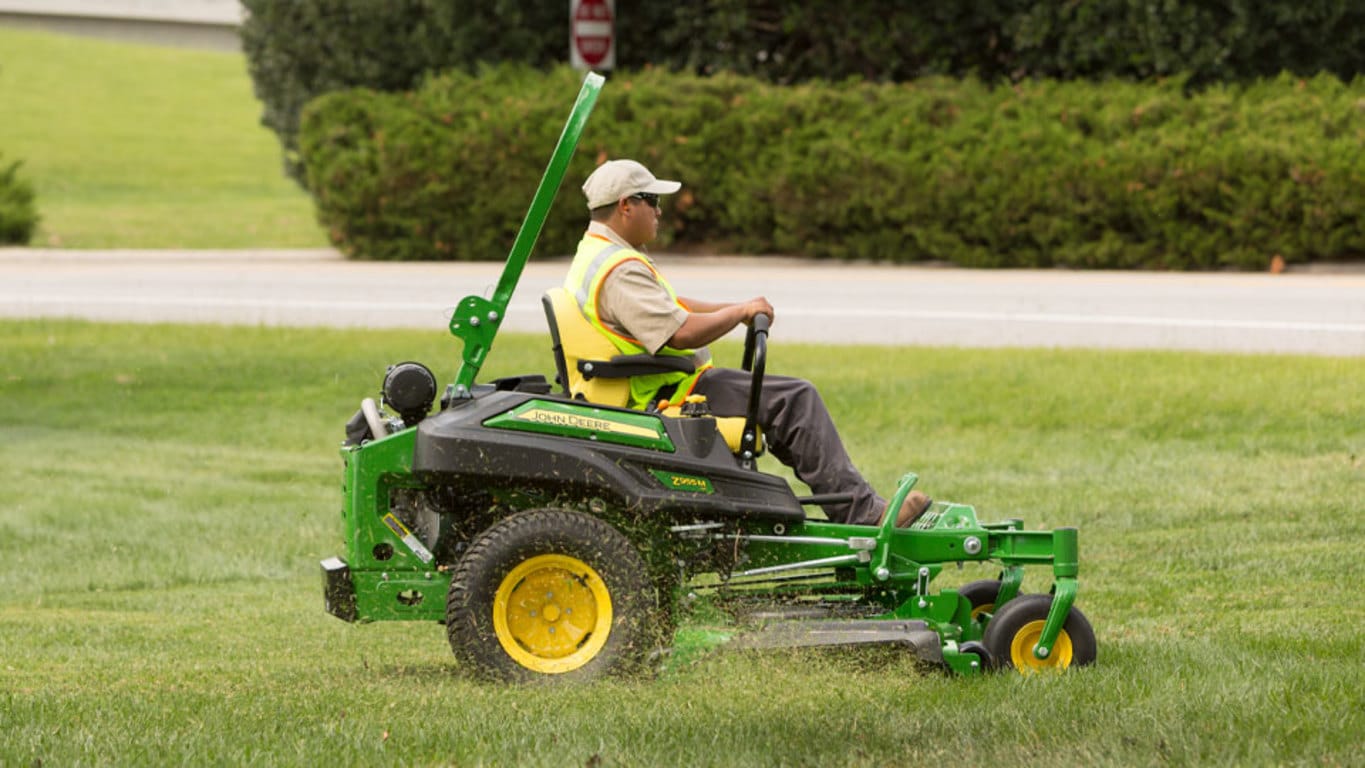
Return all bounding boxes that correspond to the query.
[299,66,1365,269]
[0,155,38,245]
[248,1,1365,189]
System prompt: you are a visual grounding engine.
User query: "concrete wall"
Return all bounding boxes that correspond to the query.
[0,0,243,51]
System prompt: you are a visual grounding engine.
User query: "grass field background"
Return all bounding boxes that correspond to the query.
[0,27,324,249]
[1,320,1361,765]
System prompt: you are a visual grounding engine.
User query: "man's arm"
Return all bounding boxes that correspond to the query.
[669,297,773,349]
[677,296,731,314]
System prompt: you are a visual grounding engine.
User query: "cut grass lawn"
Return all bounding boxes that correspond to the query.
[1,319,1362,766]
[0,27,324,249]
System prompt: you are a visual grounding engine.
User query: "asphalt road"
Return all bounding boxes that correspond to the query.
[2,248,1362,356]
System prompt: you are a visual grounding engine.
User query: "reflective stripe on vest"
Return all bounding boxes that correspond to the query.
[572,243,627,309]
[564,235,711,410]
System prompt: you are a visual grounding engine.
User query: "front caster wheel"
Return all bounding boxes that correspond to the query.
[982,593,1096,674]
[446,509,652,682]
[959,579,1003,623]
[957,640,994,670]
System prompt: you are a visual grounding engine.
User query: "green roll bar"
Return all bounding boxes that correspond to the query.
[447,72,605,396]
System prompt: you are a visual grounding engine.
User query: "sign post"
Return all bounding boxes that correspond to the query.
[569,0,615,71]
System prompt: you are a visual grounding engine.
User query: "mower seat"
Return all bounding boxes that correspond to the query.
[542,288,754,455]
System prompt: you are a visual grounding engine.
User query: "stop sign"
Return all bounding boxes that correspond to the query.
[570,0,615,70]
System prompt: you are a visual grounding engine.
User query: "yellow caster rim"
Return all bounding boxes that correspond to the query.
[492,554,613,674]
[1009,619,1074,672]
[970,602,995,621]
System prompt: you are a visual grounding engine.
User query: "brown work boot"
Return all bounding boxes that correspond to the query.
[895,491,933,528]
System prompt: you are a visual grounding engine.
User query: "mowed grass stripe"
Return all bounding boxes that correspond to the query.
[1,319,1361,766]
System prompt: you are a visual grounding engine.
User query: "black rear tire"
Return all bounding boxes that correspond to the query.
[446,508,652,682]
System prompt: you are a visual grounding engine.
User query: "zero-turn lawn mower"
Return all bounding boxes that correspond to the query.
[320,73,1097,681]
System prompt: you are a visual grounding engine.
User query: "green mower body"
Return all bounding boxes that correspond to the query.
[321,73,1096,680]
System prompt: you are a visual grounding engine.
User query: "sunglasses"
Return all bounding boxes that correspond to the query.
[628,192,660,208]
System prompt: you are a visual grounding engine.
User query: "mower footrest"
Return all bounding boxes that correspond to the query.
[728,619,943,664]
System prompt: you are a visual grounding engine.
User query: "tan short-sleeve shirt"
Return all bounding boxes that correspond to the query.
[587,224,711,367]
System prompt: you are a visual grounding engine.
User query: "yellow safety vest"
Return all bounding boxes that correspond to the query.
[565,234,711,410]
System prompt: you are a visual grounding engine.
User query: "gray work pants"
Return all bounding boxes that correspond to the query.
[692,368,884,524]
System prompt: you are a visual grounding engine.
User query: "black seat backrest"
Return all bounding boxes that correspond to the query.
[541,292,572,396]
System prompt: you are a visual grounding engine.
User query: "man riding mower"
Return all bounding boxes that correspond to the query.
[320,73,1098,682]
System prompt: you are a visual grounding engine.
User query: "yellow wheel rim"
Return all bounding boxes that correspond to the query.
[970,602,995,621]
[1009,619,1074,673]
[492,554,613,674]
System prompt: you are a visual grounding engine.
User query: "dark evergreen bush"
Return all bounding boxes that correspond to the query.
[299,66,1365,269]
[658,0,1365,85]
[245,1,1365,188]
[0,155,38,245]
[240,0,448,185]
[1005,0,1365,84]
[239,0,686,186]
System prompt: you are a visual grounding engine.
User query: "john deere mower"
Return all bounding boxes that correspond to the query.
[320,73,1097,681]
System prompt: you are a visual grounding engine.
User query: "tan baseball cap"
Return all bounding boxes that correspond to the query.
[582,159,682,209]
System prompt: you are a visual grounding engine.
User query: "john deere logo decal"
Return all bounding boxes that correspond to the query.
[519,408,658,439]
[483,400,675,452]
[650,470,714,494]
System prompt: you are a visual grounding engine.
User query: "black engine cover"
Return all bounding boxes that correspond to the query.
[413,390,804,525]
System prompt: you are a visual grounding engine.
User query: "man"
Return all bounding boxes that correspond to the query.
[565,159,929,527]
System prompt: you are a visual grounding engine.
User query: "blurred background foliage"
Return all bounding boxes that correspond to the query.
[243,0,1365,267]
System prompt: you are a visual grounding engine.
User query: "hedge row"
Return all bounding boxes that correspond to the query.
[0,154,38,245]
[299,66,1365,269]
[244,0,1365,186]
